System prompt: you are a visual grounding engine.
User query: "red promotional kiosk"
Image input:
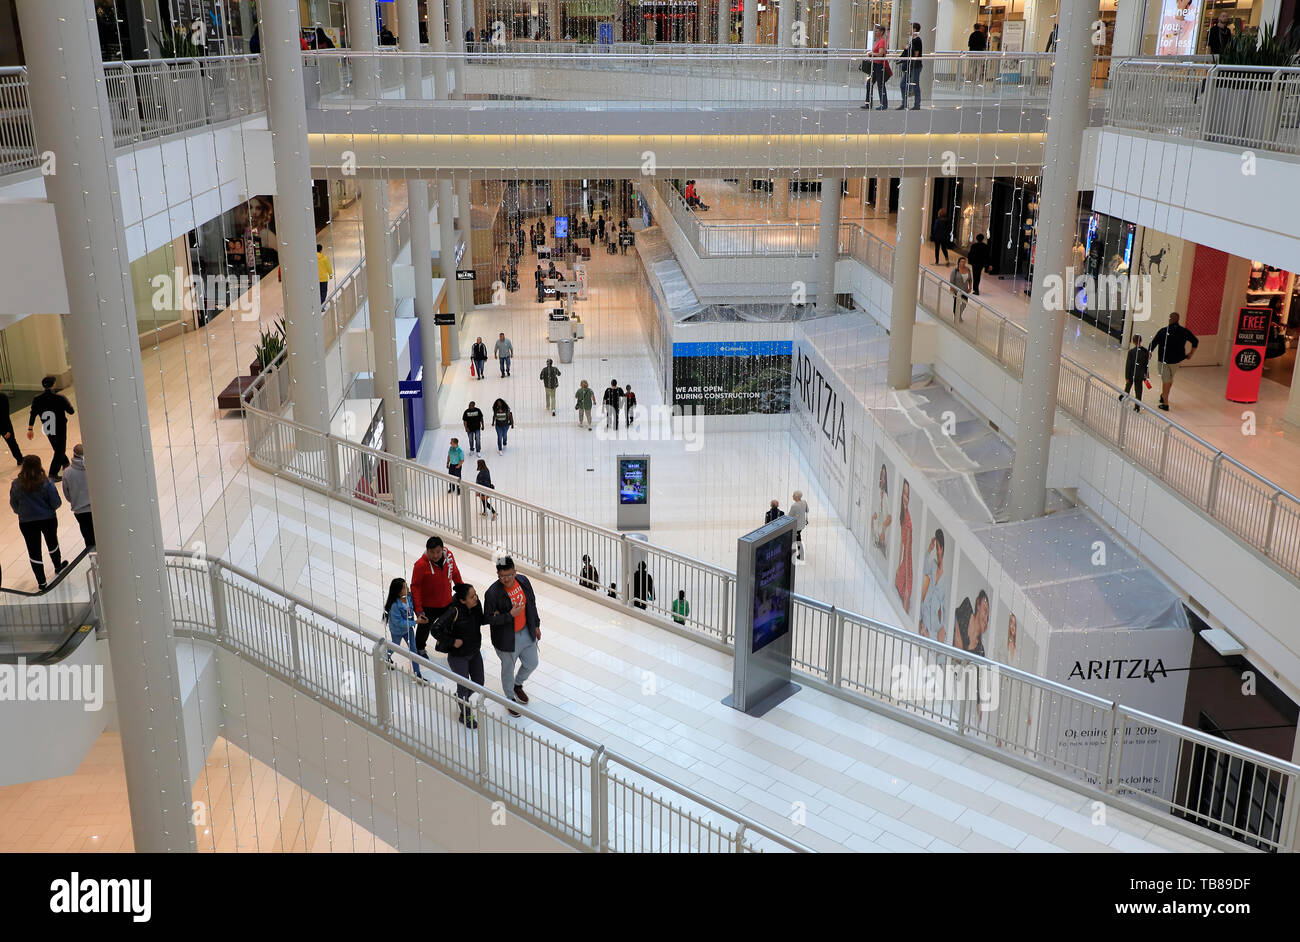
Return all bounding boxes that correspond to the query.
[1225,305,1273,404]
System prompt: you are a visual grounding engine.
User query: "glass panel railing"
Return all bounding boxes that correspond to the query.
[0,550,98,663]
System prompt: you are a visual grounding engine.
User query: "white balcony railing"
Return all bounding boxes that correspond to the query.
[1107,59,1300,156]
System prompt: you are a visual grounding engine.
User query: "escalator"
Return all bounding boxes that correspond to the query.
[0,549,100,663]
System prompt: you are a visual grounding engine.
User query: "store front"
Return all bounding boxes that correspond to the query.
[1075,206,1138,339]
[1140,0,1270,56]
[638,0,699,41]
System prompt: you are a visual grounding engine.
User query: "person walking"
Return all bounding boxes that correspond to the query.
[1148,312,1199,411]
[949,257,973,321]
[967,234,990,295]
[27,375,75,482]
[764,499,782,524]
[575,380,596,429]
[539,359,561,416]
[462,400,485,454]
[494,331,513,377]
[471,336,489,380]
[61,443,94,549]
[897,21,923,111]
[475,458,498,519]
[1120,334,1151,412]
[623,384,637,425]
[579,553,600,590]
[862,24,890,110]
[603,380,624,430]
[446,437,466,494]
[10,455,66,590]
[1207,11,1233,56]
[490,397,514,452]
[631,561,654,610]
[789,490,809,559]
[436,582,489,728]
[931,207,952,265]
[484,556,541,717]
[0,380,23,465]
[410,536,463,658]
[382,577,425,679]
[671,589,689,625]
[316,244,333,304]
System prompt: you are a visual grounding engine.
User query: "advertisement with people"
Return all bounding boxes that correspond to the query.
[868,444,896,585]
[893,477,922,618]
[1155,0,1203,56]
[916,512,953,643]
[751,530,794,653]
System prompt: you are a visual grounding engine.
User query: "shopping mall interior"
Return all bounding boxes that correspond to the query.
[1,0,1300,869]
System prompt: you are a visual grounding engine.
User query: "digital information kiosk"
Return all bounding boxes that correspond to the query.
[723,515,800,717]
[616,455,650,530]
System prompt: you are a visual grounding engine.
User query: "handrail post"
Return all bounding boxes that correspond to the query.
[1263,492,1280,557]
[995,317,1006,363]
[286,601,303,677]
[721,575,733,647]
[590,746,607,851]
[827,605,843,686]
[207,558,229,640]
[1157,424,1171,478]
[325,433,341,494]
[537,511,548,572]
[475,692,490,783]
[459,477,474,544]
[372,639,392,728]
[1117,393,1130,449]
[1206,452,1224,513]
[955,657,969,737]
[1107,704,1126,794]
[619,533,632,607]
[734,823,748,853]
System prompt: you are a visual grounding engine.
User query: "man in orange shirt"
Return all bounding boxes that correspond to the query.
[484,556,541,717]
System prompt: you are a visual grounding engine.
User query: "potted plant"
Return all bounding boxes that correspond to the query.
[250,318,286,376]
[1205,24,1300,147]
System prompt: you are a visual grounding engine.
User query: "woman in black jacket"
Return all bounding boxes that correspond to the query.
[438,582,489,728]
[631,561,654,610]
[475,458,497,519]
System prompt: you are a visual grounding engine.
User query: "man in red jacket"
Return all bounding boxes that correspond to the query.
[411,536,463,657]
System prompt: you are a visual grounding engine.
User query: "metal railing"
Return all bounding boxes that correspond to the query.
[0,56,265,179]
[314,50,1061,108]
[155,551,805,852]
[237,399,1299,851]
[1107,59,1300,156]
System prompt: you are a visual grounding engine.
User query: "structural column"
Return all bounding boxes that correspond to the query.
[828,0,851,48]
[427,0,450,98]
[887,175,925,389]
[771,177,790,218]
[777,0,794,45]
[717,0,731,44]
[16,0,195,852]
[1006,0,1100,520]
[456,176,476,328]
[875,175,891,215]
[913,0,938,102]
[400,0,441,428]
[742,0,757,44]
[257,0,334,437]
[438,178,462,360]
[816,176,843,314]
[349,0,409,471]
[449,0,467,96]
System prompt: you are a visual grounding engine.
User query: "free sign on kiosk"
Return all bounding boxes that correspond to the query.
[1226,305,1272,403]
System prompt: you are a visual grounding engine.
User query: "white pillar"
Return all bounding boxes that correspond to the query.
[887,176,924,389]
[427,0,450,99]
[718,0,732,44]
[828,0,851,47]
[449,0,467,96]
[456,176,476,323]
[257,0,333,438]
[771,177,790,218]
[875,176,891,214]
[438,179,462,360]
[913,0,938,102]
[743,0,757,44]
[1112,0,1142,58]
[17,0,195,852]
[816,176,843,314]
[778,0,794,46]
[1006,0,1100,521]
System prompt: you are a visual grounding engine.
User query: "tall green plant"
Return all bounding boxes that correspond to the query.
[151,25,205,60]
[255,319,286,368]
[1218,23,1300,68]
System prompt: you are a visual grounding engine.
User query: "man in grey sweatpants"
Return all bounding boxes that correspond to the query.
[484,556,541,717]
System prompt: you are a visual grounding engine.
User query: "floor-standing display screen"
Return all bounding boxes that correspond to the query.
[751,529,794,653]
[555,215,569,239]
[618,457,648,504]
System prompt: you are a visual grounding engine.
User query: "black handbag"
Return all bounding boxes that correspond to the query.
[431,607,458,654]
[858,59,870,73]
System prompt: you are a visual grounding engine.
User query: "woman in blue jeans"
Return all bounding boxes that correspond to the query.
[382,577,426,678]
[490,398,514,453]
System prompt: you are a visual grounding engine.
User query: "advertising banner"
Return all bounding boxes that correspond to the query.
[1155,0,1203,56]
[672,340,792,415]
[1225,305,1272,403]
